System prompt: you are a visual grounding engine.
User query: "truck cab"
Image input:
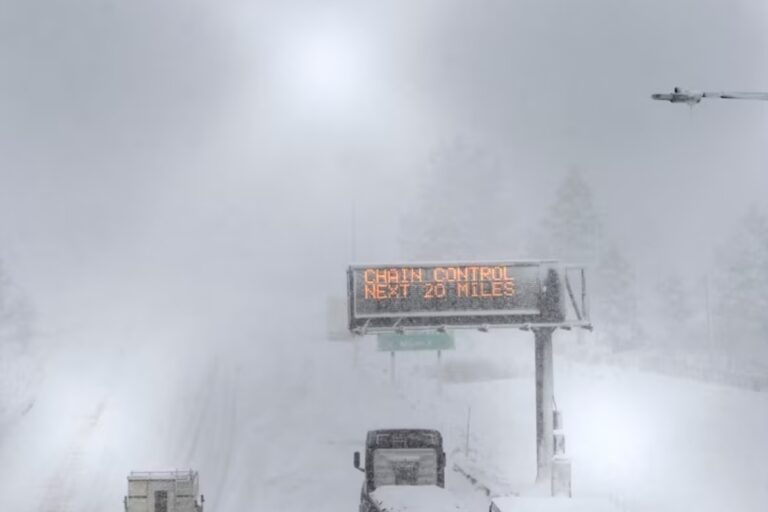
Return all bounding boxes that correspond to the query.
[353,429,446,512]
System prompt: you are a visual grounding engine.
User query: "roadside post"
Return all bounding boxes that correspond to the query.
[437,349,443,395]
[551,410,571,497]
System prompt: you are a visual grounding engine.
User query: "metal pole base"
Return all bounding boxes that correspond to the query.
[534,328,555,482]
[551,456,572,497]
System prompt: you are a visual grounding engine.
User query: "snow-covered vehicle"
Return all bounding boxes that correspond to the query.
[353,429,452,512]
[124,470,204,512]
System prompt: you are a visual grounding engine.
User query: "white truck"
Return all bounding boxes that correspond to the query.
[353,429,476,512]
[124,470,204,512]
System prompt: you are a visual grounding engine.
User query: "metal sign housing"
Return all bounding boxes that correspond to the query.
[347,260,584,334]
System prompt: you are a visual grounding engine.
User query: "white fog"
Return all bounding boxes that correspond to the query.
[0,1,767,512]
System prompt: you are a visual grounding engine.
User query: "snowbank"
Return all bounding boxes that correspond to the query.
[491,496,621,512]
[372,485,475,512]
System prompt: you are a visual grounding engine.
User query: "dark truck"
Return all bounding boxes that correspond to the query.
[353,429,447,512]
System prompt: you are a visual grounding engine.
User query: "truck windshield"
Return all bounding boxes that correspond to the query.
[372,448,438,487]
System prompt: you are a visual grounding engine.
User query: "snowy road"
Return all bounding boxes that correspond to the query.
[374,331,768,512]
[1,325,766,512]
[0,326,490,512]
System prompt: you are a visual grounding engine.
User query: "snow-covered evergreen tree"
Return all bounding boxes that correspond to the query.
[593,243,642,351]
[0,259,33,346]
[530,168,601,266]
[654,274,695,348]
[533,170,641,351]
[713,207,768,361]
[399,139,516,261]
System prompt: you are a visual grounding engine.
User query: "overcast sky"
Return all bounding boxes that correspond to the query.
[1,0,766,331]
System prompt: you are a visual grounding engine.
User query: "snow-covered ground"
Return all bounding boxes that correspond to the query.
[371,485,478,512]
[0,323,766,512]
[0,321,489,512]
[369,330,768,512]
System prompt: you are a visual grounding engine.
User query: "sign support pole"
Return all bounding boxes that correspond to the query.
[534,327,555,483]
[437,350,443,395]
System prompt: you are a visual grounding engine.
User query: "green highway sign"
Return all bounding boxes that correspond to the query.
[377,332,455,352]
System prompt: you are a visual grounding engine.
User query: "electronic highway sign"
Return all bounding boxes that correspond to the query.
[347,261,567,333]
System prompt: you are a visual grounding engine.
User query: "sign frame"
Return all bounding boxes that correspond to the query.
[347,260,581,334]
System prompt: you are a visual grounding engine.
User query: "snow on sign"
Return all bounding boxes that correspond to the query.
[347,261,571,333]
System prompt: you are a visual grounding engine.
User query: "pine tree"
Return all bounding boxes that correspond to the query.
[533,170,641,350]
[654,274,695,348]
[0,260,33,345]
[530,169,601,266]
[593,244,640,351]
[400,139,515,261]
[713,207,768,361]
